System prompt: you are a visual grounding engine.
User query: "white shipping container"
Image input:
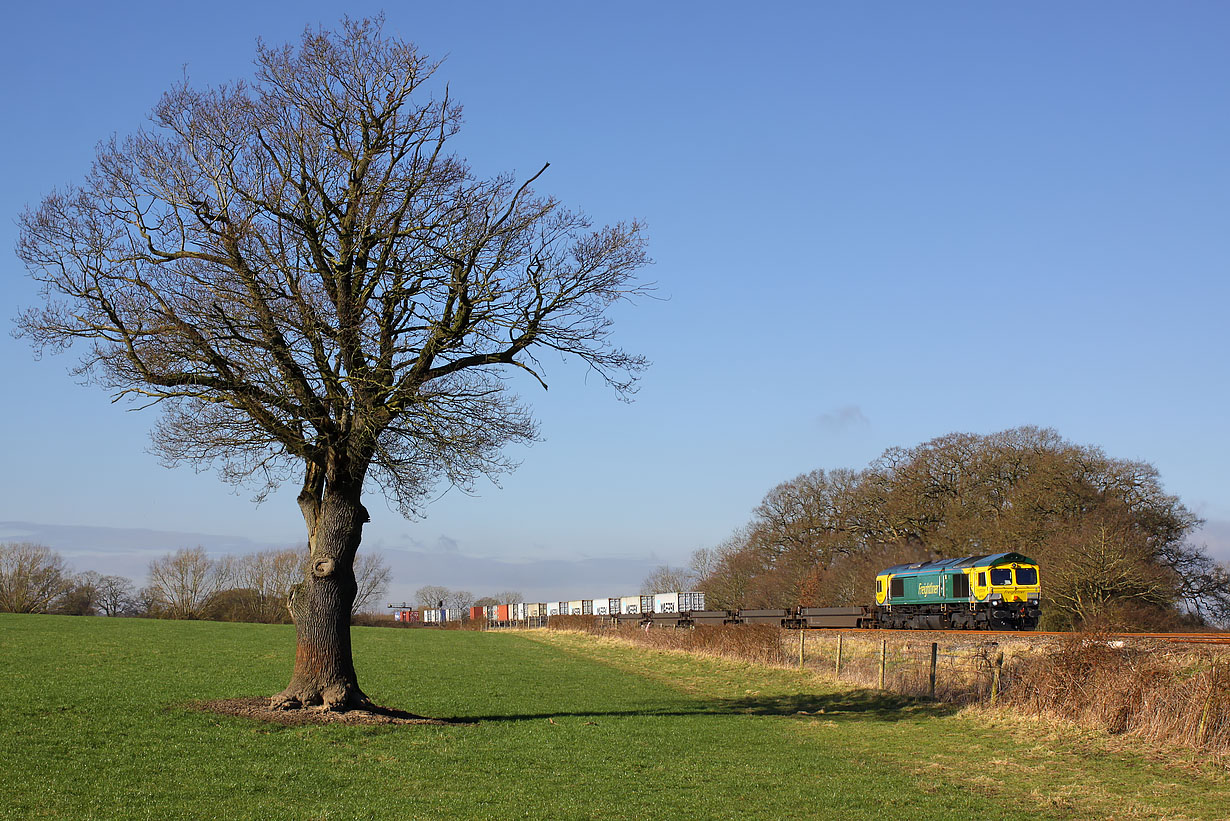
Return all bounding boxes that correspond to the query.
[591,597,619,616]
[653,593,679,613]
[651,592,706,613]
[618,595,641,614]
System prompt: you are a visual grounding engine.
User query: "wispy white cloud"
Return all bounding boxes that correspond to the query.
[817,404,870,433]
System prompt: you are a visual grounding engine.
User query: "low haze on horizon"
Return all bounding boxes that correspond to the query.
[2,1,1228,602]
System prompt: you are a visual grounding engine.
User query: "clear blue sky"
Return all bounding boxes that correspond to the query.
[2,1,1228,599]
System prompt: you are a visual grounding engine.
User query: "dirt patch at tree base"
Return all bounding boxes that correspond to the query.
[193,697,463,727]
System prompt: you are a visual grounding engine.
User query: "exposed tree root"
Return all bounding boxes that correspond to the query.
[270,680,374,713]
[193,697,462,726]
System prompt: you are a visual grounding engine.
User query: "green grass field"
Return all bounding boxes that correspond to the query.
[0,615,1225,820]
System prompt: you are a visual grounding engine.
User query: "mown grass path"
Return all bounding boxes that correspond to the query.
[0,615,1224,820]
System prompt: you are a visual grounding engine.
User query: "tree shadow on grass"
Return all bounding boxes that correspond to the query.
[443,688,957,725]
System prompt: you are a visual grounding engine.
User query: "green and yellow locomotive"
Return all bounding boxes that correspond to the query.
[874,552,1041,630]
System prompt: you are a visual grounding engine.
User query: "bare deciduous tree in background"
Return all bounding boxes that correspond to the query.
[0,543,69,613]
[147,547,227,619]
[640,564,696,595]
[16,18,649,710]
[352,552,391,614]
[445,590,475,613]
[233,548,304,623]
[95,574,136,617]
[414,585,451,609]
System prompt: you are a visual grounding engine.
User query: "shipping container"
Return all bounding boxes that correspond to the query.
[678,592,705,612]
[469,606,485,622]
[497,604,511,622]
[618,595,642,614]
[592,597,619,616]
[652,591,707,613]
[653,593,679,613]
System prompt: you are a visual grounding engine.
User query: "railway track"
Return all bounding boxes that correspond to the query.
[824,628,1230,646]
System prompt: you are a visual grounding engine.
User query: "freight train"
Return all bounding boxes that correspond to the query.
[391,552,1042,632]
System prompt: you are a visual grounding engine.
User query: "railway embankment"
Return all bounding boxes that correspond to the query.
[549,620,1230,764]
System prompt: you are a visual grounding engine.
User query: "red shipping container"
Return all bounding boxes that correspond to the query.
[469,606,485,622]
[497,604,511,621]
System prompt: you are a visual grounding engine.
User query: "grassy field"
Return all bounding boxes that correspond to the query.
[0,615,1225,820]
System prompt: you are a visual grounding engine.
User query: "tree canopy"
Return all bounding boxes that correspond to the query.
[17,17,650,516]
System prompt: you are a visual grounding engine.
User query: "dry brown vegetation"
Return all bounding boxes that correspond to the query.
[1002,634,1229,760]
[555,620,1230,763]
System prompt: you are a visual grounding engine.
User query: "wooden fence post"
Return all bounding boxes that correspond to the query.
[798,629,806,669]
[835,634,844,679]
[990,652,1004,705]
[1197,660,1217,744]
[879,639,887,690]
[929,642,938,699]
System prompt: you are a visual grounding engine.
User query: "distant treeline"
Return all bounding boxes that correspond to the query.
[0,544,389,622]
[653,427,1228,630]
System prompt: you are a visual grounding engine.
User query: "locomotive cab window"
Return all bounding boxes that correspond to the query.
[990,568,1013,586]
[1015,567,1038,585]
[890,578,904,599]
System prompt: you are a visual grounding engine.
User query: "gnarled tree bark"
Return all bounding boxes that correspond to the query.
[273,481,371,710]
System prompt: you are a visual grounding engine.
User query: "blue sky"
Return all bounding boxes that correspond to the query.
[2,1,1228,602]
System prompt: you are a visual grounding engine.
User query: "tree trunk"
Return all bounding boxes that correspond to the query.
[271,485,373,711]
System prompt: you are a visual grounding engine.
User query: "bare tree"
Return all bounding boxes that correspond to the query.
[0,543,69,613]
[414,585,451,610]
[641,564,695,594]
[234,548,304,623]
[16,19,649,710]
[147,548,226,619]
[352,551,391,614]
[56,571,102,615]
[96,575,135,617]
[445,589,475,612]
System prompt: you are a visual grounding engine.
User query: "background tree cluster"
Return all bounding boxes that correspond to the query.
[0,543,390,622]
[0,543,139,617]
[411,586,523,613]
[688,427,1230,629]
